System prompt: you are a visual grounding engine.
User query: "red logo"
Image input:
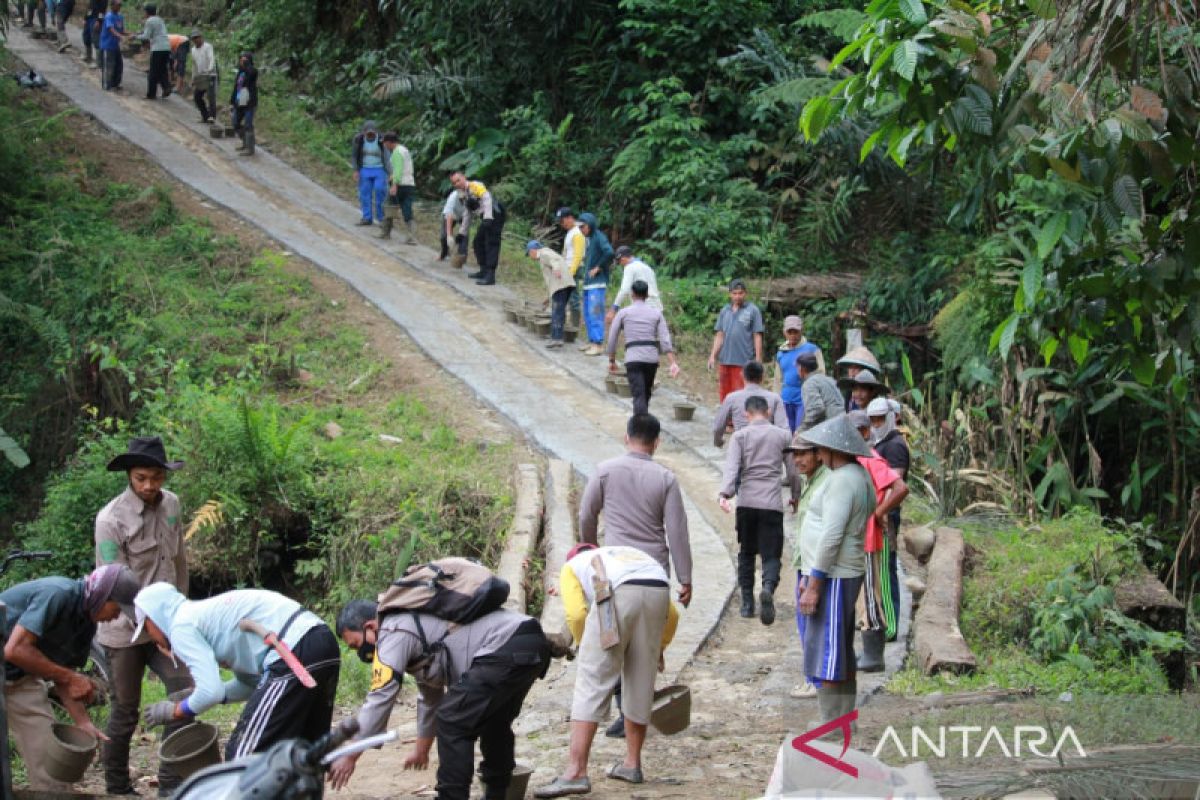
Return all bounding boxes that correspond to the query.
[791,710,858,778]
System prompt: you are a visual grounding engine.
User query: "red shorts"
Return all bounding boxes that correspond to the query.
[718,365,745,401]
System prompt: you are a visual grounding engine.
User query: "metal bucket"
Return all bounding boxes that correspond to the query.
[650,685,691,735]
[506,763,533,799]
[44,723,97,783]
[160,722,221,779]
[673,402,697,421]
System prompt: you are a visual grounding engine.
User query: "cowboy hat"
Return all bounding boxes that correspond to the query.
[106,436,184,472]
[797,414,873,459]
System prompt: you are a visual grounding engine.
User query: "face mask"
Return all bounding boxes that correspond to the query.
[356,641,376,664]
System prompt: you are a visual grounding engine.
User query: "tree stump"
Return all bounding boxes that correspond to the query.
[913,526,977,675]
[1115,569,1187,689]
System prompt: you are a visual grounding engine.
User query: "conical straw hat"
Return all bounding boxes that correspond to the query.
[797,414,873,458]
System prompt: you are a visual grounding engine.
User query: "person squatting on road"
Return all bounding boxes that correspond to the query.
[773,315,825,433]
[719,395,800,625]
[577,212,614,356]
[535,544,681,797]
[2,565,141,791]
[794,414,876,729]
[606,279,680,415]
[379,132,418,243]
[99,0,127,92]
[440,186,468,266]
[526,239,576,349]
[95,436,194,797]
[231,51,258,156]
[329,601,551,799]
[187,29,217,123]
[712,360,789,446]
[450,171,506,286]
[133,583,340,760]
[847,410,908,672]
[133,4,171,100]
[351,120,389,226]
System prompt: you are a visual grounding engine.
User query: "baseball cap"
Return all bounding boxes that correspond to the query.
[615,245,634,259]
[554,206,574,220]
[728,278,747,291]
[848,410,871,429]
[783,315,803,332]
[525,240,543,252]
[783,430,817,452]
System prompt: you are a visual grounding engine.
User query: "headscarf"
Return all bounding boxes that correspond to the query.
[866,397,899,445]
[84,564,140,619]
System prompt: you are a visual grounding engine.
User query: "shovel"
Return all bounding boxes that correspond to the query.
[238,618,317,688]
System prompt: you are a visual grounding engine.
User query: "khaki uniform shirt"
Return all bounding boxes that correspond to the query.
[578,452,692,585]
[718,419,799,512]
[94,487,188,647]
[712,383,789,446]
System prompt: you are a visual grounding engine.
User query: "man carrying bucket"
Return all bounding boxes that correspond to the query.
[94,435,194,796]
[535,543,678,797]
[1,565,140,790]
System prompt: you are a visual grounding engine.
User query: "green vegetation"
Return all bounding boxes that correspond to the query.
[890,511,1189,696]
[0,70,515,609]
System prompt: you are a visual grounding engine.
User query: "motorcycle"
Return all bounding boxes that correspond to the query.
[173,718,398,799]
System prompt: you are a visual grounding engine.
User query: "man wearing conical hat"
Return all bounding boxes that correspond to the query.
[94,435,193,796]
[793,415,876,727]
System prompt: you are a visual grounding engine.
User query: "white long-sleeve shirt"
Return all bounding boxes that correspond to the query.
[612,258,662,310]
[190,42,216,77]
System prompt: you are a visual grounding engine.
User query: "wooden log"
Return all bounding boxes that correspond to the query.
[759,272,864,306]
[913,526,977,675]
[1114,568,1188,689]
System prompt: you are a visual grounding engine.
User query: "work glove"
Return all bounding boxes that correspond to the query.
[143,700,177,728]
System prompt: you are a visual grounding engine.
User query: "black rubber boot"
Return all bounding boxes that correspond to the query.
[857,628,885,672]
[759,585,776,626]
[466,270,484,279]
[377,217,393,239]
[739,588,755,618]
[475,269,496,285]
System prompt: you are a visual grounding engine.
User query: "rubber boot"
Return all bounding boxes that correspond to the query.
[759,584,776,626]
[449,253,467,271]
[739,587,755,618]
[240,130,255,156]
[235,129,247,151]
[377,217,393,239]
[816,680,857,729]
[475,269,496,286]
[857,628,885,673]
[403,219,418,245]
[467,268,484,279]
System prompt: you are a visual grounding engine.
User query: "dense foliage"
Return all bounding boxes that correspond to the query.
[0,80,513,607]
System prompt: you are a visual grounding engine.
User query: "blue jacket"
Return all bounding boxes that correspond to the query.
[134,583,323,716]
[579,212,614,289]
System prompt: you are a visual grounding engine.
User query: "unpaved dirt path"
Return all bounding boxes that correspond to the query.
[10,30,912,800]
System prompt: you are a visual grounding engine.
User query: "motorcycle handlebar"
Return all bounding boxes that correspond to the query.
[304,718,359,769]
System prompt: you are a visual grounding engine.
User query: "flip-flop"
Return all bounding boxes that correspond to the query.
[532,776,591,798]
[606,763,644,784]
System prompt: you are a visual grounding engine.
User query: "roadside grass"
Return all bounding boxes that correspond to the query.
[887,510,1186,697]
[2,63,517,603]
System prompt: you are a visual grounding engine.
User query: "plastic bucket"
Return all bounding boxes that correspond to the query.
[673,402,697,421]
[506,764,533,800]
[160,722,221,779]
[650,685,691,735]
[44,723,97,783]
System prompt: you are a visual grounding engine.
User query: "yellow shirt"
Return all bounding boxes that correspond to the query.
[559,548,679,648]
